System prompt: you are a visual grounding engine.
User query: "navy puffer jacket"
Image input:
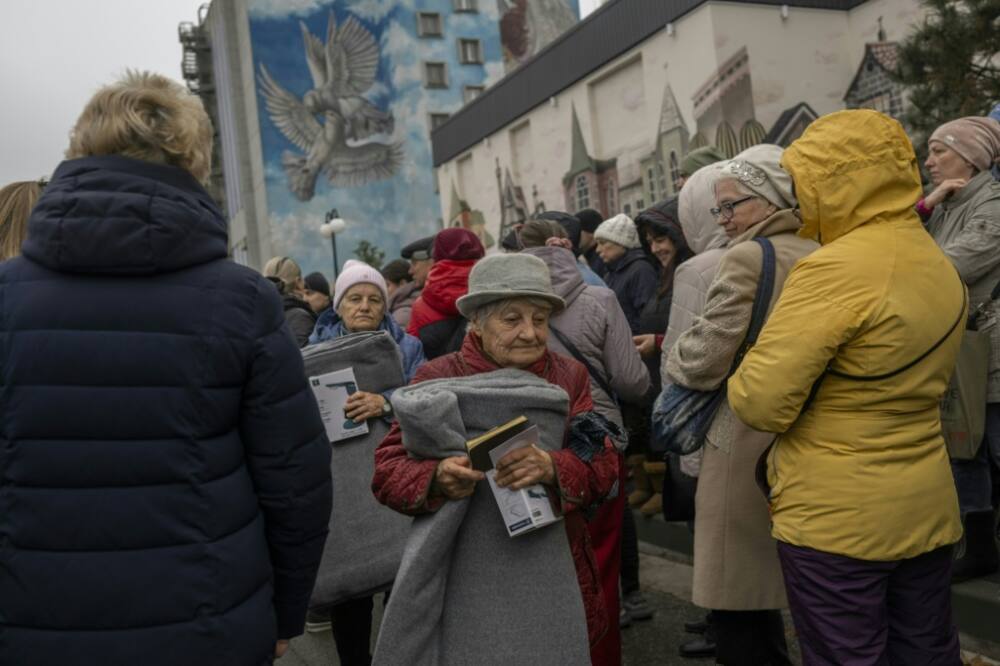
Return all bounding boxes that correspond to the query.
[0,156,332,666]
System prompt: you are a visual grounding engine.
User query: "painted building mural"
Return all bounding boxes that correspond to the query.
[436,0,921,241]
[245,0,577,276]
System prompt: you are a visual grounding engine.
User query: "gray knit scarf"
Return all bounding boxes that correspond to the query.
[302,331,412,608]
[372,369,591,666]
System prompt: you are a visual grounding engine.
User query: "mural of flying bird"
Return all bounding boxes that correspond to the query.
[258,11,402,201]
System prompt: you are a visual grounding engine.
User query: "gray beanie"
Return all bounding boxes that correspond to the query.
[594,213,641,249]
[718,144,796,209]
[456,254,565,318]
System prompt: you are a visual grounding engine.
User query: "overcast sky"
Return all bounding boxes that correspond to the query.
[0,0,601,186]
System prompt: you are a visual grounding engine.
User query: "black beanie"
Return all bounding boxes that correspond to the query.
[575,208,603,234]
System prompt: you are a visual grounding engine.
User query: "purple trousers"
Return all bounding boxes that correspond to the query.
[776,542,961,666]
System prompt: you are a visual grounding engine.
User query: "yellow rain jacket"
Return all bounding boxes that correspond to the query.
[728,110,964,561]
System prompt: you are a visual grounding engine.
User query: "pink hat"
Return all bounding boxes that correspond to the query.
[334,260,388,309]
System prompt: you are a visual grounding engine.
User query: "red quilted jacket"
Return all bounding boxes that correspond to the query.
[372,333,618,648]
[406,259,475,337]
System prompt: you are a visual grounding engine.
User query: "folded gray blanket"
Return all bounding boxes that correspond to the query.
[372,369,591,666]
[302,331,411,607]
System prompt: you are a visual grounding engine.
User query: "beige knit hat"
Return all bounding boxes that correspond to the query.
[594,213,640,249]
[929,117,1000,172]
[718,144,796,209]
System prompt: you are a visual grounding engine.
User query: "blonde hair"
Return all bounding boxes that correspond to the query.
[66,70,213,183]
[262,256,303,294]
[0,180,43,261]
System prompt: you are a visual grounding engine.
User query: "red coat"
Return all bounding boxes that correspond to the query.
[406,259,475,337]
[372,333,618,648]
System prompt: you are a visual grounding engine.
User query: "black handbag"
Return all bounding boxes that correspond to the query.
[651,237,777,456]
[661,452,697,522]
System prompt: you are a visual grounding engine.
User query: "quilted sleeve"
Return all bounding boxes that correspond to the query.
[239,278,333,639]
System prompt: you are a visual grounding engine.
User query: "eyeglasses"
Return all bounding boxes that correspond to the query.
[711,195,757,221]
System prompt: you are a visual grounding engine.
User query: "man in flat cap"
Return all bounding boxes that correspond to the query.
[391,235,435,328]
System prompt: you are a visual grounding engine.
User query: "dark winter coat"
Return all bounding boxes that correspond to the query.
[283,292,317,348]
[601,248,659,334]
[638,287,673,395]
[372,333,619,648]
[0,156,332,666]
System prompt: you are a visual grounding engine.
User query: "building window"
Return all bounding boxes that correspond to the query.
[424,62,448,88]
[636,198,645,211]
[463,85,485,104]
[606,181,616,215]
[429,113,451,130]
[669,152,680,191]
[458,39,483,64]
[453,0,478,11]
[647,166,657,200]
[417,12,442,37]
[657,162,668,195]
[624,203,632,216]
[576,175,590,211]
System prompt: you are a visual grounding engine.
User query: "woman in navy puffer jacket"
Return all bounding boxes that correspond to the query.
[0,72,333,666]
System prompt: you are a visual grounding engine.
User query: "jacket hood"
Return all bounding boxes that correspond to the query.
[728,208,803,246]
[523,246,585,305]
[678,163,728,255]
[421,259,475,316]
[22,155,228,275]
[782,110,923,245]
[283,292,314,315]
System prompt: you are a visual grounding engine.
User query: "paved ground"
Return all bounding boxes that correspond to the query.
[280,553,801,666]
[281,549,999,665]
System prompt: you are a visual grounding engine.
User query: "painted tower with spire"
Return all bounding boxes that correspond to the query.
[562,105,618,216]
[640,82,690,205]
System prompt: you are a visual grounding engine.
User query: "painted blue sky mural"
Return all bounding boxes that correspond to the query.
[247,0,505,276]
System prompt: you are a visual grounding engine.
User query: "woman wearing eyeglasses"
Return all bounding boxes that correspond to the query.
[663,144,817,665]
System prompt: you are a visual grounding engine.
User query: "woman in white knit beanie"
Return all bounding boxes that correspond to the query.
[593,213,658,334]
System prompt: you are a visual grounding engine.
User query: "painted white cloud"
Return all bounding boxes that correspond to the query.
[248,0,326,20]
[348,0,414,22]
[484,61,506,87]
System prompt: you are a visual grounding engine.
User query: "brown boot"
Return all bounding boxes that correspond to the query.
[627,454,652,507]
[640,462,666,516]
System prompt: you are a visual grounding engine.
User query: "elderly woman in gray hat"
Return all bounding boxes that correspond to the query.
[372,253,622,663]
[662,144,817,665]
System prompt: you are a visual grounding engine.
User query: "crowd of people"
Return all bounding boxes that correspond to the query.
[1,70,1000,666]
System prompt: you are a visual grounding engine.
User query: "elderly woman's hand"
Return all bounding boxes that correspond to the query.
[495,445,555,490]
[344,391,385,422]
[633,334,657,358]
[924,177,969,209]
[431,456,485,500]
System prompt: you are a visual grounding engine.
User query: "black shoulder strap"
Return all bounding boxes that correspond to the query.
[801,268,968,412]
[728,236,777,375]
[549,325,619,405]
[827,278,967,382]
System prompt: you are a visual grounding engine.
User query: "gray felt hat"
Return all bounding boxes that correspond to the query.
[456,254,566,318]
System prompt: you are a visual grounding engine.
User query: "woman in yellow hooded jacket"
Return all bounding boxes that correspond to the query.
[728,110,965,664]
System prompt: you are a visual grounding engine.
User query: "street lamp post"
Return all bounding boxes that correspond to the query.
[319,208,346,278]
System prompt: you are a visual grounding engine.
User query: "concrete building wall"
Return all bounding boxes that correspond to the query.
[435,0,926,244]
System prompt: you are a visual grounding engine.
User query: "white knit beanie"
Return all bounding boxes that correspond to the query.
[594,214,640,249]
[334,260,389,309]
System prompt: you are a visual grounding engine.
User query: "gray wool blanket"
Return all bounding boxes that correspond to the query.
[372,369,591,666]
[302,331,412,608]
